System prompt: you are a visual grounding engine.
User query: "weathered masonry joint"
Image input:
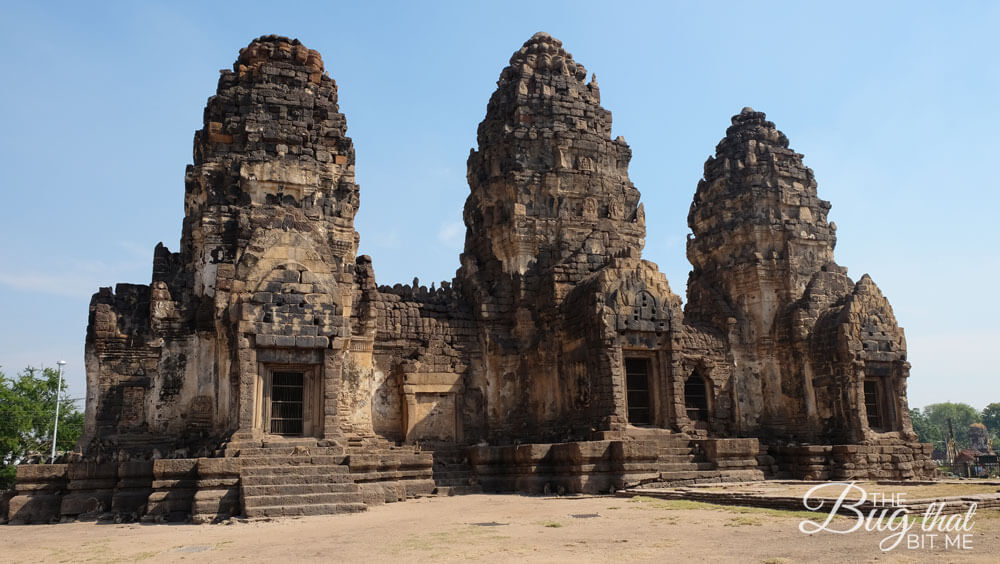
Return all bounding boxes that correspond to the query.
[4,33,934,524]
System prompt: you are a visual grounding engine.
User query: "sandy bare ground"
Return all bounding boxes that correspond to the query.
[695,480,1000,500]
[2,494,999,563]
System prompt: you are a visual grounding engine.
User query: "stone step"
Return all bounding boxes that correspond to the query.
[238,455,347,467]
[240,464,350,477]
[659,447,696,456]
[243,492,365,509]
[434,478,477,487]
[242,483,360,497]
[432,467,472,475]
[238,446,345,457]
[432,470,474,479]
[261,438,319,448]
[244,502,367,518]
[658,458,708,467]
[434,485,483,496]
[433,460,472,467]
[657,454,697,462]
[623,427,682,439]
[429,446,470,455]
[658,462,715,472]
[431,451,466,457]
[656,470,724,482]
[241,473,354,486]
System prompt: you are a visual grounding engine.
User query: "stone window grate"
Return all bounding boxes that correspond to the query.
[270,371,304,435]
[625,358,652,425]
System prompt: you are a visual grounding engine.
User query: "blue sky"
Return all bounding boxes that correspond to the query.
[1,1,997,410]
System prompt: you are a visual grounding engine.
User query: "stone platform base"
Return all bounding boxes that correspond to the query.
[467,435,763,495]
[769,440,938,480]
[4,436,940,523]
[4,438,435,524]
[5,458,241,525]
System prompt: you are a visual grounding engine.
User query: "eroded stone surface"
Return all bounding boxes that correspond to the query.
[8,33,932,525]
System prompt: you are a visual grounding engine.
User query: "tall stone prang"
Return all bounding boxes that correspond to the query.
[686,107,919,449]
[5,33,936,526]
[686,107,836,322]
[179,35,364,441]
[969,423,993,453]
[68,36,437,524]
[85,35,367,452]
[461,32,643,286]
[458,33,648,439]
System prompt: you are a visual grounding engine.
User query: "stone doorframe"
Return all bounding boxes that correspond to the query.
[402,372,463,443]
[620,349,670,428]
[253,363,323,438]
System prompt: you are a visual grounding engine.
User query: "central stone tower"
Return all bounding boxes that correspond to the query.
[458,33,646,439]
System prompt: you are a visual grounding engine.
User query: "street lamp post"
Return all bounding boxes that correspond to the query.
[51,360,66,462]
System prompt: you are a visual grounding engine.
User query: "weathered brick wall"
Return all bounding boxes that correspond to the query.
[370,282,483,441]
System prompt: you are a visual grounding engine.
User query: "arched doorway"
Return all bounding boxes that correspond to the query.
[684,371,709,422]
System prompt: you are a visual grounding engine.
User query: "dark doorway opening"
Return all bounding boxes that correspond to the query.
[625,358,652,425]
[685,371,709,422]
[270,371,304,435]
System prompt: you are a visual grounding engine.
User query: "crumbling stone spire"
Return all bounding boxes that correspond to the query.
[454,32,649,438]
[460,32,644,299]
[686,107,837,330]
[181,35,361,297]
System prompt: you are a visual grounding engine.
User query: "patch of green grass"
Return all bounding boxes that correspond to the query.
[627,496,708,510]
[542,521,563,528]
[131,551,159,561]
[761,558,791,564]
[627,494,844,520]
[726,504,837,520]
[726,516,763,527]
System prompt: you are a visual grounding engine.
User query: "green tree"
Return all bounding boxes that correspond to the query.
[909,407,943,449]
[0,366,83,490]
[982,403,1000,436]
[922,402,981,451]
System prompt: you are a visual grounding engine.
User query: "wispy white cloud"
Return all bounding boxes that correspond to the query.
[437,218,465,248]
[0,255,151,298]
[115,240,157,261]
[0,270,95,298]
[370,229,401,250]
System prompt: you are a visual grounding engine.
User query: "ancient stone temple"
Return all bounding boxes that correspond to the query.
[4,33,935,524]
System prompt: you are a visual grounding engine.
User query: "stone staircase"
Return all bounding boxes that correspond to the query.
[655,436,717,479]
[235,438,367,518]
[427,444,482,496]
[341,436,437,504]
[621,428,764,487]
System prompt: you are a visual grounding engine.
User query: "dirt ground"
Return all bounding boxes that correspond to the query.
[697,480,1000,500]
[2,494,999,563]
